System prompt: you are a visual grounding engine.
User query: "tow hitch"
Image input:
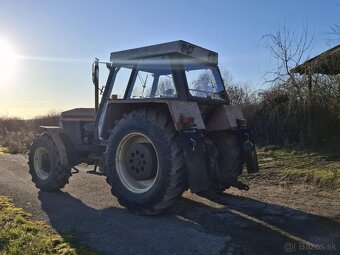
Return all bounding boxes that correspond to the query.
[231,180,250,191]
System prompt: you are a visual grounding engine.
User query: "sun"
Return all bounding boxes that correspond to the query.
[0,39,17,84]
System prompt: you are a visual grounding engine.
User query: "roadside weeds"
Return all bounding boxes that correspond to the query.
[251,146,340,190]
[0,196,101,255]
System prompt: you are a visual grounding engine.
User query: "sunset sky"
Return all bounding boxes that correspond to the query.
[0,0,339,118]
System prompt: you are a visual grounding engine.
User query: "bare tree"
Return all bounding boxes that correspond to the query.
[326,1,340,43]
[327,24,340,43]
[261,25,316,144]
[262,25,314,87]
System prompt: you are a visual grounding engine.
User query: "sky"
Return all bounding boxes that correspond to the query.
[0,0,339,118]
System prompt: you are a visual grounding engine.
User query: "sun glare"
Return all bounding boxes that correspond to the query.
[0,39,17,84]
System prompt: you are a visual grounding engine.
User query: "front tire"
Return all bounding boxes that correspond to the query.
[28,134,71,191]
[105,110,186,215]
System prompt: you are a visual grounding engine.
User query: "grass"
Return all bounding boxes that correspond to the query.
[0,131,35,154]
[0,147,8,155]
[0,114,59,154]
[0,196,101,255]
[256,146,340,190]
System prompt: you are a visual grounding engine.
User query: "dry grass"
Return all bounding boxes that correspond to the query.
[0,114,59,154]
[0,131,35,154]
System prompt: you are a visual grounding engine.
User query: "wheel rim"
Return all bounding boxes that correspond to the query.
[116,132,159,194]
[33,147,51,180]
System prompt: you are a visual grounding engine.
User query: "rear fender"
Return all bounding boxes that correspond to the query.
[206,105,244,131]
[99,100,205,139]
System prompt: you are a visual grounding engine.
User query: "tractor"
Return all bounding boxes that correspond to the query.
[28,41,259,215]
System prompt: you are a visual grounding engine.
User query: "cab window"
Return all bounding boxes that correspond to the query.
[112,67,133,98]
[129,57,177,99]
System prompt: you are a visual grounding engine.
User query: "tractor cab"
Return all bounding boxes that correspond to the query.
[93,41,227,108]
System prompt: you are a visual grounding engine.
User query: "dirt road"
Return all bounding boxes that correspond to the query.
[0,154,339,255]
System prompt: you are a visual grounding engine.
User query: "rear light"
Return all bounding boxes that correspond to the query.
[180,115,196,130]
[237,119,247,127]
[181,116,195,125]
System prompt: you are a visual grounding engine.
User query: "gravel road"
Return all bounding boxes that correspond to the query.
[0,154,339,255]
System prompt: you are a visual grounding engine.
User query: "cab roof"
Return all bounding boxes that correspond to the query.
[110,40,218,65]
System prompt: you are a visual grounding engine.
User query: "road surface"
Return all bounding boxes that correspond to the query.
[0,154,339,255]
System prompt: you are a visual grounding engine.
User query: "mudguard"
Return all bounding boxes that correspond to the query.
[40,126,79,168]
[179,131,211,193]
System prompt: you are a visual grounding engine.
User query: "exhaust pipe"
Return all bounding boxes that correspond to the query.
[92,58,99,114]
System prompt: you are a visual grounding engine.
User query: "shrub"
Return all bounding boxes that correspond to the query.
[0,113,59,154]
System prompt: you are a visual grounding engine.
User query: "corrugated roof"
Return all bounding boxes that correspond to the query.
[291,44,340,75]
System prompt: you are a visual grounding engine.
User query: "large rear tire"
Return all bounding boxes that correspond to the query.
[105,109,186,215]
[28,134,71,191]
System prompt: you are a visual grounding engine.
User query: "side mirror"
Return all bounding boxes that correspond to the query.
[92,58,99,86]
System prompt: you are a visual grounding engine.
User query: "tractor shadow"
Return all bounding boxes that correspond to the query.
[38,191,224,255]
[172,194,340,254]
[38,191,340,255]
